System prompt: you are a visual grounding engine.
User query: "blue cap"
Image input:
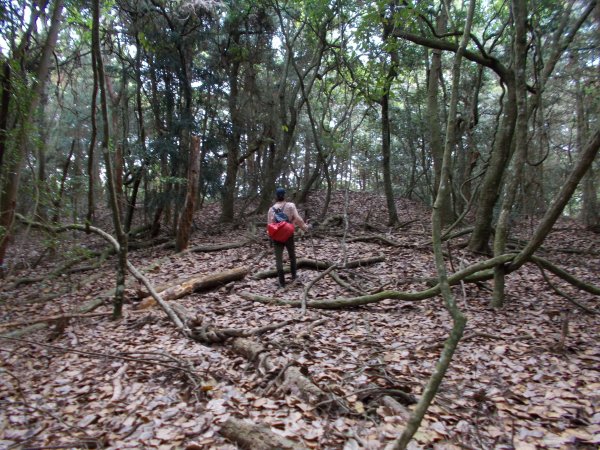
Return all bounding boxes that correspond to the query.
[275,187,285,200]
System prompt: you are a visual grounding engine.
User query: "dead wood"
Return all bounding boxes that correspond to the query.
[137,266,249,308]
[0,312,113,332]
[346,234,402,247]
[188,240,251,253]
[359,384,417,407]
[1,296,108,338]
[329,271,366,295]
[219,417,303,450]
[253,256,385,280]
[1,323,48,338]
[380,395,412,421]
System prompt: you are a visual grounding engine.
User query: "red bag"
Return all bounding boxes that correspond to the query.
[267,221,295,243]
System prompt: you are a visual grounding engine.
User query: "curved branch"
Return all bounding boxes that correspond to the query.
[530,255,600,296]
[391,29,511,81]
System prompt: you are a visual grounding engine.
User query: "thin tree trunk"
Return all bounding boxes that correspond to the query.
[467,79,517,252]
[575,57,599,229]
[427,6,454,225]
[51,140,76,224]
[491,0,529,307]
[92,0,128,320]
[176,136,201,252]
[381,90,399,226]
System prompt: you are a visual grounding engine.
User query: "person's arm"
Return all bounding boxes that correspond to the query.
[289,203,309,231]
[267,207,274,224]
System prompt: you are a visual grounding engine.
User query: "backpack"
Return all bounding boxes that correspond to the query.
[267,204,295,242]
[273,205,290,223]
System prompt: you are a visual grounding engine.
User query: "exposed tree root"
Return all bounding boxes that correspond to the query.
[171,303,298,345]
[229,337,338,406]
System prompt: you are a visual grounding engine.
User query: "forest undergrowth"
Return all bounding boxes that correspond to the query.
[1,191,599,449]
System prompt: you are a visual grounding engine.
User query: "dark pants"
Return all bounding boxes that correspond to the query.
[273,235,296,287]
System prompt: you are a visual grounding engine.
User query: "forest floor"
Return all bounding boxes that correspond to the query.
[0,191,599,450]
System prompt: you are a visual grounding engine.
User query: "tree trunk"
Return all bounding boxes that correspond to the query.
[467,78,517,253]
[576,65,599,230]
[92,0,128,320]
[221,45,242,223]
[176,136,201,252]
[381,91,399,225]
[426,7,454,226]
[137,266,248,307]
[105,72,126,219]
[491,0,529,307]
[51,140,76,224]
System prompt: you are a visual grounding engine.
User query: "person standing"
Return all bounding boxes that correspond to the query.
[268,187,310,288]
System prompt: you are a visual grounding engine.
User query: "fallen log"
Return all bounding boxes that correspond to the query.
[346,234,402,247]
[219,417,303,450]
[0,312,112,332]
[137,267,249,309]
[253,256,385,280]
[188,240,250,253]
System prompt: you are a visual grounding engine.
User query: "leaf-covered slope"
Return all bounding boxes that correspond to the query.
[1,191,598,449]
